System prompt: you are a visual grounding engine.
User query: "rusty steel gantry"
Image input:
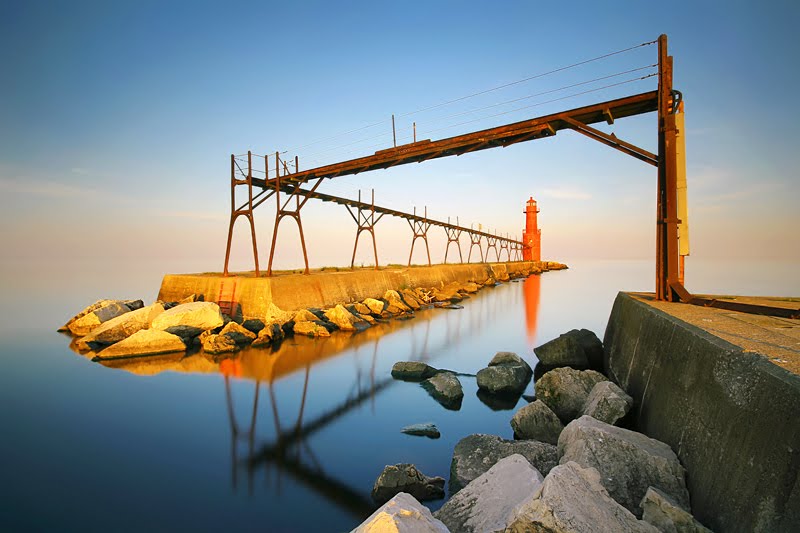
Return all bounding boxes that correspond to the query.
[221,34,796,318]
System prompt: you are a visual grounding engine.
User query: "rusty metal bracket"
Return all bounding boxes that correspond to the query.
[345,189,384,269]
[444,217,463,264]
[407,207,432,266]
[485,234,500,262]
[499,235,511,262]
[467,227,484,263]
[562,116,658,166]
[670,280,799,319]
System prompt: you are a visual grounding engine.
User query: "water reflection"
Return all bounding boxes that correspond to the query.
[68,276,541,521]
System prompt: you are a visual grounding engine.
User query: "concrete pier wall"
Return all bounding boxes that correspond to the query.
[158,261,557,317]
[604,292,800,532]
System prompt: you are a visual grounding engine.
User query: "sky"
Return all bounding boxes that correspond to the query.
[1,1,798,292]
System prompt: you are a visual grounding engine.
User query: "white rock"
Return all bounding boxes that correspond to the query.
[68,301,135,336]
[78,303,165,349]
[151,301,224,337]
[351,492,449,533]
[97,329,186,359]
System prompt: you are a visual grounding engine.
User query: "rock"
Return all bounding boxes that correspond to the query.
[241,318,265,335]
[77,303,165,349]
[178,294,200,304]
[293,320,331,337]
[582,380,633,425]
[437,304,463,310]
[95,329,185,359]
[507,461,659,532]
[400,289,423,310]
[534,334,590,369]
[435,454,543,533]
[568,328,605,370]
[462,282,480,293]
[558,416,690,517]
[476,352,533,395]
[476,389,521,411]
[68,300,139,336]
[251,323,284,347]
[324,304,369,332]
[535,367,607,423]
[384,290,412,312]
[432,283,464,303]
[483,277,497,286]
[490,264,510,282]
[392,361,438,381]
[363,298,385,315]
[352,302,372,316]
[449,434,557,493]
[202,333,238,354]
[60,299,141,333]
[219,321,257,344]
[351,492,449,533]
[371,464,445,505]
[150,301,224,338]
[263,302,292,325]
[293,309,319,322]
[421,372,463,410]
[510,400,565,444]
[640,487,712,533]
[401,423,440,439]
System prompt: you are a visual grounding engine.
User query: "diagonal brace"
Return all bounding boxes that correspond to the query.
[563,116,658,166]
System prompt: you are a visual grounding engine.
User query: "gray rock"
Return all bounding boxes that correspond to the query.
[568,328,605,370]
[352,492,449,533]
[640,487,712,533]
[534,334,590,369]
[507,461,659,532]
[371,464,445,505]
[392,361,438,381]
[77,303,165,349]
[151,301,224,338]
[476,352,533,395]
[241,318,265,334]
[67,300,138,336]
[401,423,440,439]
[449,434,557,493]
[219,321,257,344]
[535,367,607,423]
[94,329,186,359]
[422,372,463,410]
[435,454,543,533]
[583,380,633,425]
[510,400,565,444]
[558,416,690,517]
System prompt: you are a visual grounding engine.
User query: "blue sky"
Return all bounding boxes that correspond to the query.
[1,1,798,285]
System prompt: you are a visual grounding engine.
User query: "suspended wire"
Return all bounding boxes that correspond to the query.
[281,38,657,154]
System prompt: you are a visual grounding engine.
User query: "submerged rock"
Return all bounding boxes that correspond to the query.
[435,454,543,533]
[392,361,438,381]
[582,380,633,425]
[640,486,712,533]
[449,434,557,493]
[508,461,658,532]
[352,492,449,533]
[558,415,690,517]
[510,400,564,444]
[371,464,445,505]
[95,329,185,359]
[422,372,463,410]
[150,301,224,338]
[401,423,440,439]
[535,367,606,423]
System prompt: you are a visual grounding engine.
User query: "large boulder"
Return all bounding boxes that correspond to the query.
[151,302,224,338]
[202,333,238,354]
[568,328,605,370]
[293,321,331,337]
[535,367,606,423]
[95,329,185,359]
[77,303,165,349]
[371,464,445,505]
[251,323,284,347]
[421,372,463,410]
[476,352,533,395]
[640,487,712,533]
[384,290,412,313]
[435,454,543,533]
[362,298,385,315]
[352,492,449,533]
[67,300,142,336]
[241,318,265,335]
[392,361,438,381]
[507,461,659,532]
[449,434,557,493]
[558,416,690,517]
[219,321,257,344]
[582,380,633,425]
[293,309,319,323]
[400,289,423,310]
[510,400,564,444]
[324,304,369,331]
[534,334,590,369]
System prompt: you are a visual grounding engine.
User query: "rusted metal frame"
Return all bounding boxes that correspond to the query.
[224,151,261,277]
[257,92,658,189]
[562,116,658,166]
[467,230,484,263]
[347,190,383,270]
[686,297,800,320]
[237,188,274,213]
[443,217,463,264]
[499,238,511,262]
[485,235,500,262]
[407,208,432,266]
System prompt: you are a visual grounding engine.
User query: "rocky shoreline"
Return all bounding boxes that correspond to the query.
[355,329,713,533]
[59,262,567,361]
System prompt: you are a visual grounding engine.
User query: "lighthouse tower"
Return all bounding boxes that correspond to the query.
[522,197,541,261]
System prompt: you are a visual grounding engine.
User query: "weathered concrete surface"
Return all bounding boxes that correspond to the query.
[605,292,800,533]
[157,262,556,317]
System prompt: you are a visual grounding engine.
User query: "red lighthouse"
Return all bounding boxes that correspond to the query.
[522,197,541,261]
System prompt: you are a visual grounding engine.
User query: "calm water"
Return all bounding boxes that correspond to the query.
[0,260,796,531]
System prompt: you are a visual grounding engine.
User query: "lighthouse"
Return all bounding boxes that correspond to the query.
[522,197,541,261]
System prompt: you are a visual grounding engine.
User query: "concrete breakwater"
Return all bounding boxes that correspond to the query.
[157,261,562,318]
